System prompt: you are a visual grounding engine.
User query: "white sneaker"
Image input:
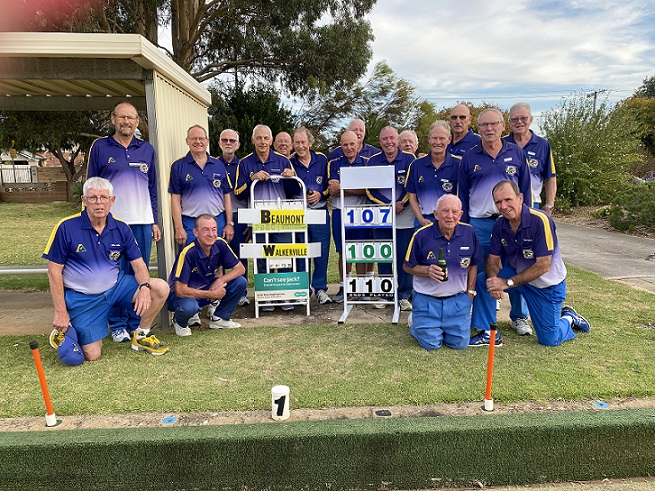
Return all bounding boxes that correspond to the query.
[237,296,250,307]
[111,328,131,343]
[316,290,332,304]
[512,317,533,336]
[399,298,412,311]
[373,302,386,309]
[261,304,275,312]
[207,301,220,319]
[173,320,192,337]
[210,317,240,329]
[280,302,295,311]
[188,313,201,327]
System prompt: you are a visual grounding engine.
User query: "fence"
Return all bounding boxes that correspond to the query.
[0,165,33,184]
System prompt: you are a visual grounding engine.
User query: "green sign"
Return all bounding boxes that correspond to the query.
[254,272,309,301]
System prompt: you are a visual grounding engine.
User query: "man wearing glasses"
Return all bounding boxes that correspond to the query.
[447,104,481,157]
[43,177,170,361]
[218,129,250,308]
[87,101,160,343]
[503,102,557,217]
[458,108,532,347]
[169,125,234,247]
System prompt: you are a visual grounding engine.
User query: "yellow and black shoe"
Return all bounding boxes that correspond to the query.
[131,329,170,356]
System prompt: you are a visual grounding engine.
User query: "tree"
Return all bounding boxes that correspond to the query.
[0,111,103,182]
[541,93,642,207]
[295,61,424,152]
[635,75,655,98]
[207,84,295,157]
[9,0,376,97]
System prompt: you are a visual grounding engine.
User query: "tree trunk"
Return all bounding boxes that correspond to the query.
[171,0,201,71]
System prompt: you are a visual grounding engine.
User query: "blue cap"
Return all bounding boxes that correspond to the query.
[57,325,85,366]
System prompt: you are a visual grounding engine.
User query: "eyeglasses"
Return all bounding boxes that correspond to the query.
[478,121,502,129]
[113,115,138,122]
[85,195,111,203]
[450,115,467,120]
[221,138,238,144]
[509,116,530,124]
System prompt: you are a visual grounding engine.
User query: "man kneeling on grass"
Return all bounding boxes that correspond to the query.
[481,180,590,346]
[403,194,482,350]
[43,177,170,361]
[167,214,247,336]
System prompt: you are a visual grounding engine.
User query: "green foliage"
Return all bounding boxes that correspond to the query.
[635,75,655,98]
[608,181,655,231]
[296,61,425,152]
[541,93,642,206]
[207,84,295,157]
[0,110,103,182]
[621,96,655,157]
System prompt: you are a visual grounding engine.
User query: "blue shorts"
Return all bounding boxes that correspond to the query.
[64,272,139,346]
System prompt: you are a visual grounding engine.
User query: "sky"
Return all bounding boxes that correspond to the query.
[364,0,655,128]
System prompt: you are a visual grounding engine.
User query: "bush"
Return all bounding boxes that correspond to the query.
[542,93,642,206]
[608,181,655,231]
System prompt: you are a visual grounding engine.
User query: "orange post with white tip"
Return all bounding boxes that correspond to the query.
[483,324,497,412]
[29,341,58,426]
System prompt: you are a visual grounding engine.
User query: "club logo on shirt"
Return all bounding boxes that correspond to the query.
[460,257,471,268]
[523,249,534,259]
[185,174,193,181]
[501,239,508,247]
[129,162,149,173]
[213,179,222,187]
[473,164,481,172]
[315,176,323,184]
[427,251,436,259]
[107,157,116,164]
[76,244,86,253]
[397,176,405,185]
[506,165,517,176]
[192,267,199,273]
[442,181,453,192]
[108,250,121,261]
[418,176,424,183]
[528,158,539,168]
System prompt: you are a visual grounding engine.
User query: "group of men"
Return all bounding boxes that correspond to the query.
[43,100,590,364]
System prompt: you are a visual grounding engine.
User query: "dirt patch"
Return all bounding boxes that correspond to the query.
[2,397,654,433]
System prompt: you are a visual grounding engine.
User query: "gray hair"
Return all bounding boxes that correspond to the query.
[293,126,315,146]
[251,124,272,139]
[429,120,451,135]
[187,125,208,138]
[84,177,113,196]
[435,193,462,212]
[399,129,418,144]
[478,108,504,122]
[220,129,240,142]
[509,102,532,116]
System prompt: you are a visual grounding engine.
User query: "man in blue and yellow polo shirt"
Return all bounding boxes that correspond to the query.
[42,177,169,361]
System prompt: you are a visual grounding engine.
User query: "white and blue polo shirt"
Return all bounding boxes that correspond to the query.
[87,135,157,225]
[169,239,240,292]
[405,153,460,215]
[447,129,481,157]
[234,151,298,203]
[168,152,233,217]
[366,150,415,229]
[42,210,142,294]
[405,221,482,297]
[291,151,329,209]
[327,154,369,210]
[503,132,556,205]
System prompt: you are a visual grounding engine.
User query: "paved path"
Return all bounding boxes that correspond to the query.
[2,223,654,336]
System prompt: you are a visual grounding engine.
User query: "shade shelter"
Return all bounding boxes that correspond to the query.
[0,32,212,326]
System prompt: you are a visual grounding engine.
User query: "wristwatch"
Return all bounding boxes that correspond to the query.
[506,279,515,288]
[138,282,151,290]
[543,204,554,210]
[227,221,234,226]
[467,289,477,296]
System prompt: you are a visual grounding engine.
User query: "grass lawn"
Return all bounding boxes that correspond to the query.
[1,202,654,420]
[1,266,654,418]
